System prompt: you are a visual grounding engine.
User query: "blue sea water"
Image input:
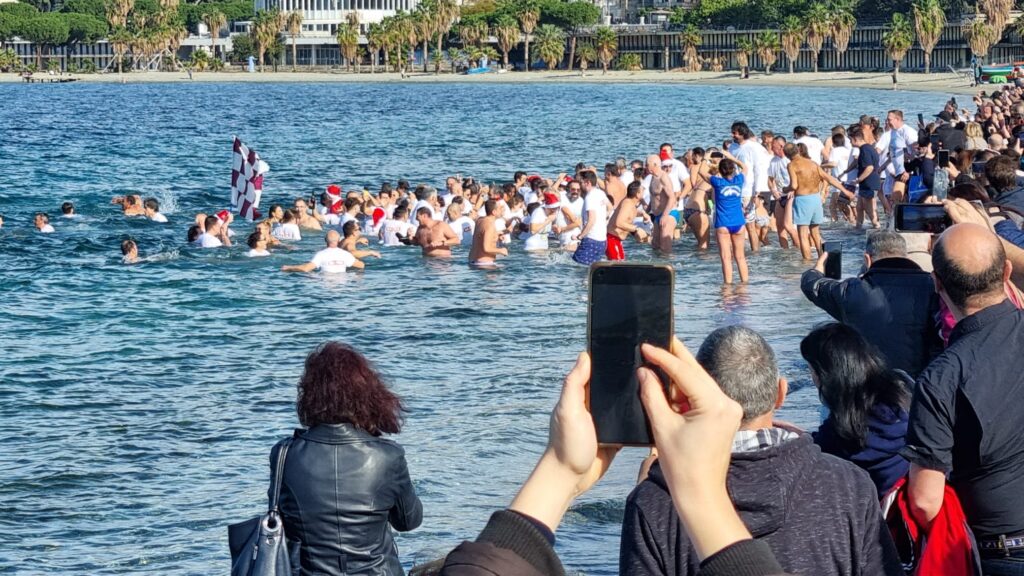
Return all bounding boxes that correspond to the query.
[0,82,947,574]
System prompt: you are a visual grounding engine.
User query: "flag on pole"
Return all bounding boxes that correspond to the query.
[231,137,269,221]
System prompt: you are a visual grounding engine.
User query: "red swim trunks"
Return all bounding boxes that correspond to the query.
[606,234,625,261]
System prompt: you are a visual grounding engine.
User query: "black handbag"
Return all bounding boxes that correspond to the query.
[228,438,298,576]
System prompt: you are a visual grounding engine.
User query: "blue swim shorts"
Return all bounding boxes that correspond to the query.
[792,194,824,226]
[572,237,607,265]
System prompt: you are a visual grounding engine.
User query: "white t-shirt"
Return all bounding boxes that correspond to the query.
[149,213,168,223]
[411,201,441,222]
[523,190,540,207]
[522,206,551,251]
[795,136,825,165]
[665,158,690,193]
[582,188,609,241]
[322,212,341,227]
[380,219,415,247]
[339,212,357,229]
[621,170,634,188]
[752,142,772,193]
[768,156,791,190]
[247,248,270,257]
[196,233,222,248]
[310,247,356,273]
[844,146,861,185]
[272,223,301,241]
[828,146,852,192]
[39,224,55,234]
[876,125,919,176]
[447,216,475,245]
[735,140,769,197]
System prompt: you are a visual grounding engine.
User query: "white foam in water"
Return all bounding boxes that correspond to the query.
[149,189,179,214]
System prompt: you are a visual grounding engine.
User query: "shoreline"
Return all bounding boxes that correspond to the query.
[1,69,979,95]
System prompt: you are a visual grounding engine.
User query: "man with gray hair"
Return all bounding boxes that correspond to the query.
[801,229,941,377]
[621,326,902,576]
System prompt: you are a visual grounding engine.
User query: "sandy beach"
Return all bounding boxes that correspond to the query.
[2,68,980,95]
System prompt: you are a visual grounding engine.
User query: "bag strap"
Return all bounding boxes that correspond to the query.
[269,437,294,514]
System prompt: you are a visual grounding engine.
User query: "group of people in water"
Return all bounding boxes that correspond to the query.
[7,103,963,286]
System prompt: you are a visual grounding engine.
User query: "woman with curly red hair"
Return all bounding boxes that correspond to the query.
[271,342,422,576]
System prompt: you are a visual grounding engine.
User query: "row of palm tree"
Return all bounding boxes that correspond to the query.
[104,0,188,74]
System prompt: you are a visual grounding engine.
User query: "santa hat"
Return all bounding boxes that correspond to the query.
[544,193,561,208]
[660,149,673,163]
[373,207,386,227]
[216,209,230,222]
[326,184,341,196]
[329,200,344,215]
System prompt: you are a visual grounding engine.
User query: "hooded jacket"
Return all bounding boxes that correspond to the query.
[620,433,904,576]
[814,402,910,499]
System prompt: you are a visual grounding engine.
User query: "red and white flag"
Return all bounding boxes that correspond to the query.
[231,137,270,221]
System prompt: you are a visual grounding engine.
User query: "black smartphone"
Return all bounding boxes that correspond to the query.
[823,241,843,280]
[588,263,674,446]
[710,151,724,160]
[894,203,952,233]
[972,160,987,175]
[937,149,950,168]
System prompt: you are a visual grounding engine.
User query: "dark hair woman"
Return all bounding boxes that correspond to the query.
[800,323,911,498]
[271,342,422,575]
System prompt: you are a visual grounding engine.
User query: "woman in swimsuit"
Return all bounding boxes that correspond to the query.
[685,148,711,250]
[697,154,749,284]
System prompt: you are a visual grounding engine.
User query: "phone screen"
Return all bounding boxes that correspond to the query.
[894,204,952,233]
[588,264,673,446]
[823,241,842,279]
[937,150,950,168]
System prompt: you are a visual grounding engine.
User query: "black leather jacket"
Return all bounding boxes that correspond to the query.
[270,424,423,576]
[801,257,943,378]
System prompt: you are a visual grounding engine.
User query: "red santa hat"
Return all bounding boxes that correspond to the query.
[373,207,386,227]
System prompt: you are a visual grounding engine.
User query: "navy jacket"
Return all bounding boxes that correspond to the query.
[272,424,423,576]
[620,434,904,576]
[814,402,910,498]
[801,257,942,378]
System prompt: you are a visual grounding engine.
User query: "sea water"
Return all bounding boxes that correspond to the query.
[0,82,947,574]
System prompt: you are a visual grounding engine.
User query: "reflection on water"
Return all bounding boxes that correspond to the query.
[0,81,945,574]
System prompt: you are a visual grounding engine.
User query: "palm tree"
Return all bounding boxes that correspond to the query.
[780,16,803,74]
[413,6,433,73]
[203,11,226,62]
[754,31,780,74]
[517,0,540,71]
[679,24,701,72]
[253,10,281,72]
[367,22,384,73]
[912,0,945,74]
[283,11,302,70]
[882,13,913,86]
[533,23,564,70]
[592,25,617,75]
[433,0,458,68]
[493,15,518,70]
[965,18,1000,65]
[829,1,856,70]
[804,2,830,73]
[978,0,1012,37]
[735,36,752,73]
[336,23,359,71]
[576,41,596,74]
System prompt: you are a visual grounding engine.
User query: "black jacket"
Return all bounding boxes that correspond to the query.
[801,257,942,377]
[271,424,423,576]
[620,434,904,576]
[441,510,785,576]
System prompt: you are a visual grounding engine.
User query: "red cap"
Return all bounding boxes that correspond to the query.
[659,149,672,162]
[527,175,542,182]
[217,209,230,222]
[372,207,386,227]
[564,176,574,183]
[330,200,344,214]
[327,184,341,196]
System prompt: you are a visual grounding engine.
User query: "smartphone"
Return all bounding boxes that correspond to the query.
[710,151,724,159]
[587,263,674,446]
[894,203,952,233]
[937,149,950,168]
[823,241,843,280]
[972,160,987,175]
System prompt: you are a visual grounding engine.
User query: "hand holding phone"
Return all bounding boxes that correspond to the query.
[822,241,842,279]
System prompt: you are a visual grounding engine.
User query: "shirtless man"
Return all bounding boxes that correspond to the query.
[468,200,509,267]
[112,195,145,216]
[340,221,382,260]
[647,153,678,254]
[684,149,712,250]
[604,163,627,209]
[413,207,458,258]
[787,143,847,260]
[768,137,799,249]
[293,198,322,231]
[607,181,649,260]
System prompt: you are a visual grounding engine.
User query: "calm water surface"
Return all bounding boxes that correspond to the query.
[0,82,946,574]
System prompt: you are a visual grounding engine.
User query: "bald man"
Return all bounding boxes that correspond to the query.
[902,224,1024,572]
[281,230,365,273]
[647,154,677,254]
